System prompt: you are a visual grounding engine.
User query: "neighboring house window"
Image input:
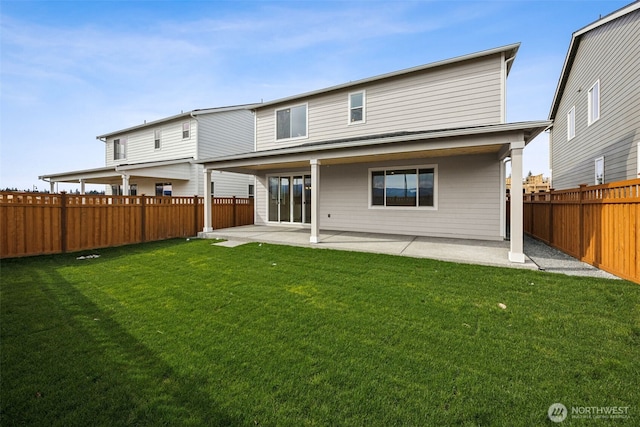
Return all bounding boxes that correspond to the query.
[349,91,365,124]
[129,184,138,196]
[182,122,190,139]
[210,182,215,196]
[154,129,161,150]
[155,182,172,196]
[595,157,604,185]
[276,104,307,140]
[567,106,575,140]
[588,80,600,125]
[248,184,254,198]
[113,138,126,160]
[370,166,436,208]
[111,185,122,195]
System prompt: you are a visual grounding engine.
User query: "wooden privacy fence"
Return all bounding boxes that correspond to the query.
[524,178,640,284]
[0,192,254,258]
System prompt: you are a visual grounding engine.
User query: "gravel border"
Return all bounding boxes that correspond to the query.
[524,235,619,279]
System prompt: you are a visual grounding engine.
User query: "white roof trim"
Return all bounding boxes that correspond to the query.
[254,43,520,109]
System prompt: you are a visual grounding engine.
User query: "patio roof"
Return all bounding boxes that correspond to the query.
[198,121,551,174]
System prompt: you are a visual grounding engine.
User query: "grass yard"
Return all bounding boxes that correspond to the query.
[1,238,639,426]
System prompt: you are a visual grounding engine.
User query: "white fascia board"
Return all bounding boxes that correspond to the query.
[254,43,520,110]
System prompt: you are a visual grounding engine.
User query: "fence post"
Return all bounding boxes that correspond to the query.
[141,195,146,243]
[233,196,237,227]
[548,190,554,245]
[579,184,587,260]
[193,195,199,236]
[60,191,67,253]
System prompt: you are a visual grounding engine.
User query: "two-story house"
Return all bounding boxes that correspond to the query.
[40,104,257,197]
[548,1,640,189]
[199,44,550,263]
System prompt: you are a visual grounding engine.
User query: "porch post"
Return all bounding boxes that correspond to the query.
[122,174,130,196]
[310,159,321,243]
[509,142,525,263]
[203,168,213,232]
[79,179,86,195]
[50,181,56,194]
[499,160,506,239]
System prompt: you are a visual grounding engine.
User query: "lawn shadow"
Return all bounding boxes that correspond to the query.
[1,259,238,426]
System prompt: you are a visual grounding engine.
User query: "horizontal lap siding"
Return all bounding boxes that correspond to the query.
[256,55,503,151]
[197,110,255,159]
[320,154,501,240]
[552,10,640,189]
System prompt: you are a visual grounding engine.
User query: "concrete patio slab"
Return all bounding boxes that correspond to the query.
[200,225,539,270]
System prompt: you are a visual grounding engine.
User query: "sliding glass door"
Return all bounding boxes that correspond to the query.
[268,174,311,223]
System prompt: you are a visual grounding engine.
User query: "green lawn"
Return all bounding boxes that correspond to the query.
[1,239,638,426]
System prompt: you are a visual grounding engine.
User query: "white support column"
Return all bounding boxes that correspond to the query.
[50,181,56,194]
[203,168,213,232]
[122,174,130,196]
[79,179,86,195]
[509,142,525,263]
[310,159,321,244]
[499,160,506,239]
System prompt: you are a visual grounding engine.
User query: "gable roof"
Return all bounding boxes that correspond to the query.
[254,43,520,109]
[96,103,260,140]
[549,1,640,120]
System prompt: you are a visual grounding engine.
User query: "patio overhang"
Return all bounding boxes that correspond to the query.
[198,121,551,174]
[39,158,194,192]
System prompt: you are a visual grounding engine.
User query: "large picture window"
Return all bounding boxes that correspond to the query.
[370,166,436,208]
[276,104,307,140]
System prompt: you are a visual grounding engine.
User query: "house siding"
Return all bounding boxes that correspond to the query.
[197,109,255,159]
[255,54,504,152]
[551,9,640,189]
[255,154,502,240]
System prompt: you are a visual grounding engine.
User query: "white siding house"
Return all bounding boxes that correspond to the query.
[549,2,640,189]
[200,44,550,263]
[40,105,257,197]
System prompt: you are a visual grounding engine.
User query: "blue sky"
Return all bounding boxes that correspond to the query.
[0,0,631,191]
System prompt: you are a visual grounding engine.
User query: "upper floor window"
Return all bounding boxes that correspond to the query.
[567,106,575,140]
[113,137,126,160]
[182,122,190,139]
[370,166,436,209]
[154,129,161,149]
[595,156,604,185]
[276,104,307,141]
[588,80,600,125]
[349,91,365,124]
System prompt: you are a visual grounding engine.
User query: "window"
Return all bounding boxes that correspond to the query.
[248,184,255,198]
[210,182,215,196]
[595,157,604,185]
[276,104,307,140]
[349,91,365,124]
[182,122,190,139]
[370,166,436,208]
[588,80,600,125]
[154,129,161,149]
[155,182,172,196]
[113,137,126,160]
[567,106,575,140]
[129,184,138,196]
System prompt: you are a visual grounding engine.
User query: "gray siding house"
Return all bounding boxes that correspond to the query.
[40,105,257,197]
[199,44,550,263]
[549,1,640,189]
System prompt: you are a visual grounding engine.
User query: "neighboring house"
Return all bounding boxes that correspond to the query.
[548,1,640,189]
[506,174,551,194]
[199,43,550,263]
[40,105,258,197]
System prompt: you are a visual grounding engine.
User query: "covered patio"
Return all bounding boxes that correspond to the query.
[199,121,551,264]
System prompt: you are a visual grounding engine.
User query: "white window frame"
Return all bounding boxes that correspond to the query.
[595,156,604,185]
[182,121,191,139]
[113,137,127,160]
[348,90,366,125]
[274,103,308,142]
[154,129,162,150]
[588,80,600,125]
[368,164,438,210]
[567,106,575,140]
